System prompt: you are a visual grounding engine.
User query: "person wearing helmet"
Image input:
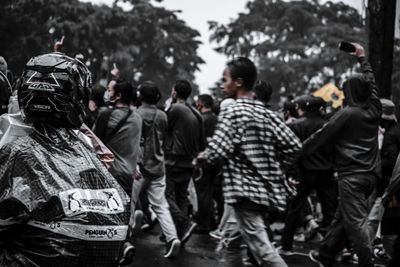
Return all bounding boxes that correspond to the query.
[0,52,131,266]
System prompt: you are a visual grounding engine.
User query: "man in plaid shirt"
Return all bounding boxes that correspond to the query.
[198,57,301,267]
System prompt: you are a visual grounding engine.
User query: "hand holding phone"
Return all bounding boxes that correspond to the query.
[338,41,356,53]
[339,41,365,58]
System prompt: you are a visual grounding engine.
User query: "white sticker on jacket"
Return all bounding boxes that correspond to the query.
[59,188,124,216]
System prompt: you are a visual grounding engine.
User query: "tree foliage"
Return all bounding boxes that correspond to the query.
[208,0,366,102]
[0,0,204,97]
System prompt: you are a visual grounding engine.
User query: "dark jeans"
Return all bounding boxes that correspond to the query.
[194,167,218,228]
[165,166,192,234]
[281,170,337,250]
[319,173,377,267]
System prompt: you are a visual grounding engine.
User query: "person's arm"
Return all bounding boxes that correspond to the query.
[351,43,381,110]
[270,112,302,168]
[166,105,178,133]
[54,36,64,52]
[302,109,349,157]
[201,109,236,164]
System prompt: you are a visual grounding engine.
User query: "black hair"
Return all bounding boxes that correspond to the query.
[197,94,214,108]
[90,85,106,107]
[138,81,162,105]
[254,80,273,104]
[114,79,134,105]
[174,80,192,100]
[283,101,297,117]
[226,57,257,91]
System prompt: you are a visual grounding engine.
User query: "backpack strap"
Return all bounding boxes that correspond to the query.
[104,109,132,144]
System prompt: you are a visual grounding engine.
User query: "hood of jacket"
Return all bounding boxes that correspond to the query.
[342,74,372,108]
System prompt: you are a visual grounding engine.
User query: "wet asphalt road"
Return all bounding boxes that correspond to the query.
[128,223,388,267]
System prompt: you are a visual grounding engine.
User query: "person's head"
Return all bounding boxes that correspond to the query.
[196,94,214,112]
[283,100,297,120]
[112,79,134,106]
[17,52,92,128]
[294,95,322,116]
[380,98,397,129]
[253,80,273,104]
[294,95,311,116]
[221,57,257,99]
[172,80,192,101]
[0,56,7,74]
[138,81,162,105]
[88,85,105,112]
[342,74,371,108]
[313,96,327,115]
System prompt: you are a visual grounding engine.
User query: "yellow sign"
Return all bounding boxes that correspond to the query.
[312,83,344,109]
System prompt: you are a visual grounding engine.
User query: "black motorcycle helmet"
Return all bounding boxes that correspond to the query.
[17,53,92,128]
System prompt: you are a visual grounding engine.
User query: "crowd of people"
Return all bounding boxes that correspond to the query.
[0,39,400,267]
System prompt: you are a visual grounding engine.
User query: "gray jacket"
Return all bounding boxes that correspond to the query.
[137,104,167,178]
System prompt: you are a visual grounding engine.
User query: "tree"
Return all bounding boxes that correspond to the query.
[367,0,397,98]
[0,0,204,97]
[208,0,366,104]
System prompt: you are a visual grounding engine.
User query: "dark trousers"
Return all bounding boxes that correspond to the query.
[281,170,337,250]
[319,173,377,267]
[194,167,218,228]
[165,166,192,234]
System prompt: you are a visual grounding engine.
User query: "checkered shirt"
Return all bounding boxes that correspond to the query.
[204,98,301,211]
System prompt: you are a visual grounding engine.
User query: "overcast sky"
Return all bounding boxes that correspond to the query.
[83,0,364,93]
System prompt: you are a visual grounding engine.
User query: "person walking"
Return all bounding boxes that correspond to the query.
[132,81,181,258]
[307,43,381,267]
[164,80,205,243]
[197,57,302,267]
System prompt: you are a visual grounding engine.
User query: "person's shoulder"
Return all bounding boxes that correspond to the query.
[97,106,113,117]
[292,116,307,125]
[156,108,167,120]
[171,102,186,111]
[130,109,142,120]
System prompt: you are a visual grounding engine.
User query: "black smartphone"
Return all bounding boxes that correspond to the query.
[338,41,356,53]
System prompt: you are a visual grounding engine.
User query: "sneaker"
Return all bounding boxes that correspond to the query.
[305,219,319,240]
[374,247,390,260]
[209,229,223,240]
[180,221,197,244]
[164,239,181,258]
[339,249,358,264]
[277,247,295,256]
[119,241,135,266]
[293,233,305,242]
[141,214,158,232]
[129,210,144,238]
[309,250,326,267]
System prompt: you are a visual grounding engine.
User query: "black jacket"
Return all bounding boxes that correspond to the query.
[290,112,332,171]
[382,124,400,179]
[302,57,382,176]
[164,102,205,168]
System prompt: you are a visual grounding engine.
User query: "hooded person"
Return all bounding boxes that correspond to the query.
[0,52,131,266]
[306,43,381,267]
